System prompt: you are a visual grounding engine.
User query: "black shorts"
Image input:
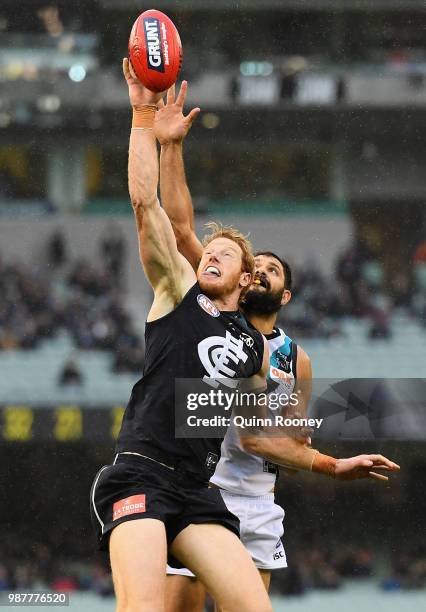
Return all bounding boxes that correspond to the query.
[90,453,240,565]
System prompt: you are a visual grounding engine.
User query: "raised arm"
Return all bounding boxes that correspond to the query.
[124,59,196,321]
[155,82,203,270]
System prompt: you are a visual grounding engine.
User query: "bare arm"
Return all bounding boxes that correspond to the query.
[238,341,320,472]
[155,82,203,270]
[293,346,312,419]
[240,429,399,481]
[124,59,196,320]
[239,342,399,481]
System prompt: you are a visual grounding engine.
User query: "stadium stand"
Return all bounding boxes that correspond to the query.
[0,2,425,611]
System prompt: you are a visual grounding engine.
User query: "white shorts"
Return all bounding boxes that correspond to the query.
[166,490,287,576]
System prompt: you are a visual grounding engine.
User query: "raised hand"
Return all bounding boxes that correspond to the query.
[334,454,400,482]
[155,81,201,145]
[123,57,165,108]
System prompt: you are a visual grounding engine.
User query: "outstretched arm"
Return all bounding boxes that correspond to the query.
[240,433,400,482]
[239,342,400,482]
[124,59,196,320]
[155,82,203,270]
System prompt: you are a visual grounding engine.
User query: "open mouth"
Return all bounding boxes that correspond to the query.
[203,265,221,278]
[253,276,269,289]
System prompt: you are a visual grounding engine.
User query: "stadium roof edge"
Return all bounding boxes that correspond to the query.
[99,0,426,12]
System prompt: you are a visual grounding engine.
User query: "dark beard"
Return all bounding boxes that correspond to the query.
[242,288,283,315]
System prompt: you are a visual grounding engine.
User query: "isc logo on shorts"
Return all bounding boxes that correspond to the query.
[144,18,165,73]
[197,294,220,317]
[113,494,146,521]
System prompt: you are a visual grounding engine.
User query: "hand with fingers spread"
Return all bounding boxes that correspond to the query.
[123,57,166,108]
[334,454,400,482]
[155,81,201,145]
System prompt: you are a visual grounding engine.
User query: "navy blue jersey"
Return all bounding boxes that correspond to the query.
[117,283,265,483]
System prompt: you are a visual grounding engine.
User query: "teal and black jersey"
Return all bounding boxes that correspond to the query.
[116,282,264,484]
[211,326,298,495]
[266,327,298,394]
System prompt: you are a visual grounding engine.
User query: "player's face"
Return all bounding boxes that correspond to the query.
[197,238,251,299]
[242,254,291,315]
[253,254,285,295]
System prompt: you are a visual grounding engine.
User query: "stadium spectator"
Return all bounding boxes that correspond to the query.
[0,564,11,591]
[90,562,114,597]
[391,273,412,309]
[413,240,426,265]
[383,547,426,590]
[99,222,126,288]
[47,229,67,270]
[58,358,84,387]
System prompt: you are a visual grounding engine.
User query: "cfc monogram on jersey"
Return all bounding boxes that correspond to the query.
[116,283,264,482]
[198,331,249,388]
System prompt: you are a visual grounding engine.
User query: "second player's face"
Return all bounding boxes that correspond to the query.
[242,254,290,315]
[252,254,286,296]
[197,237,250,299]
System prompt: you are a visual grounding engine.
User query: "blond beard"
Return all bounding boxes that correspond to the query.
[198,271,243,301]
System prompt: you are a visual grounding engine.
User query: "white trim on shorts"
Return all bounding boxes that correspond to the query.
[91,465,110,533]
[118,451,174,470]
[166,564,195,578]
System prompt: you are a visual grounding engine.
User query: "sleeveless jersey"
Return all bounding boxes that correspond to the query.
[116,282,264,484]
[210,327,297,495]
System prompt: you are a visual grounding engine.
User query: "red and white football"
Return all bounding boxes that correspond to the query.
[128,9,183,93]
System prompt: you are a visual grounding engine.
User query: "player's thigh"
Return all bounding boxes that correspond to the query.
[109,518,167,611]
[259,569,271,592]
[170,523,272,612]
[215,569,271,612]
[165,575,206,612]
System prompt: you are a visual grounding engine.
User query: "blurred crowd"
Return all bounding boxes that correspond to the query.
[270,545,426,595]
[1,544,425,599]
[0,226,144,377]
[0,546,114,598]
[1,231,426,381]
[271,547,374,595]
[279,238,426,340]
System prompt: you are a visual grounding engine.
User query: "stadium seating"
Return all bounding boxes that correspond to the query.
[0,315,423,404]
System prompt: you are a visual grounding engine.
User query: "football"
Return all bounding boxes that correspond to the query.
[128,9,183,93]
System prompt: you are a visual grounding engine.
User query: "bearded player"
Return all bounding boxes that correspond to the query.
[152,82,400,612]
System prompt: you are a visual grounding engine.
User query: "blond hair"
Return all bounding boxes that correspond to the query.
[202,222,255,278]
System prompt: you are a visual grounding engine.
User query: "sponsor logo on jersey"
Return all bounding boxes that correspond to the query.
[263,459,278,474]
[143,18,165,72]
[269,366,292,382]
[198,331,248,388]
[113,494,146,521]
[273,550,285,561]
[197,294,220,317]
[206,452,219,471]
[273,349,291,373]
[239,332,254,348]
[269,365,295,394]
